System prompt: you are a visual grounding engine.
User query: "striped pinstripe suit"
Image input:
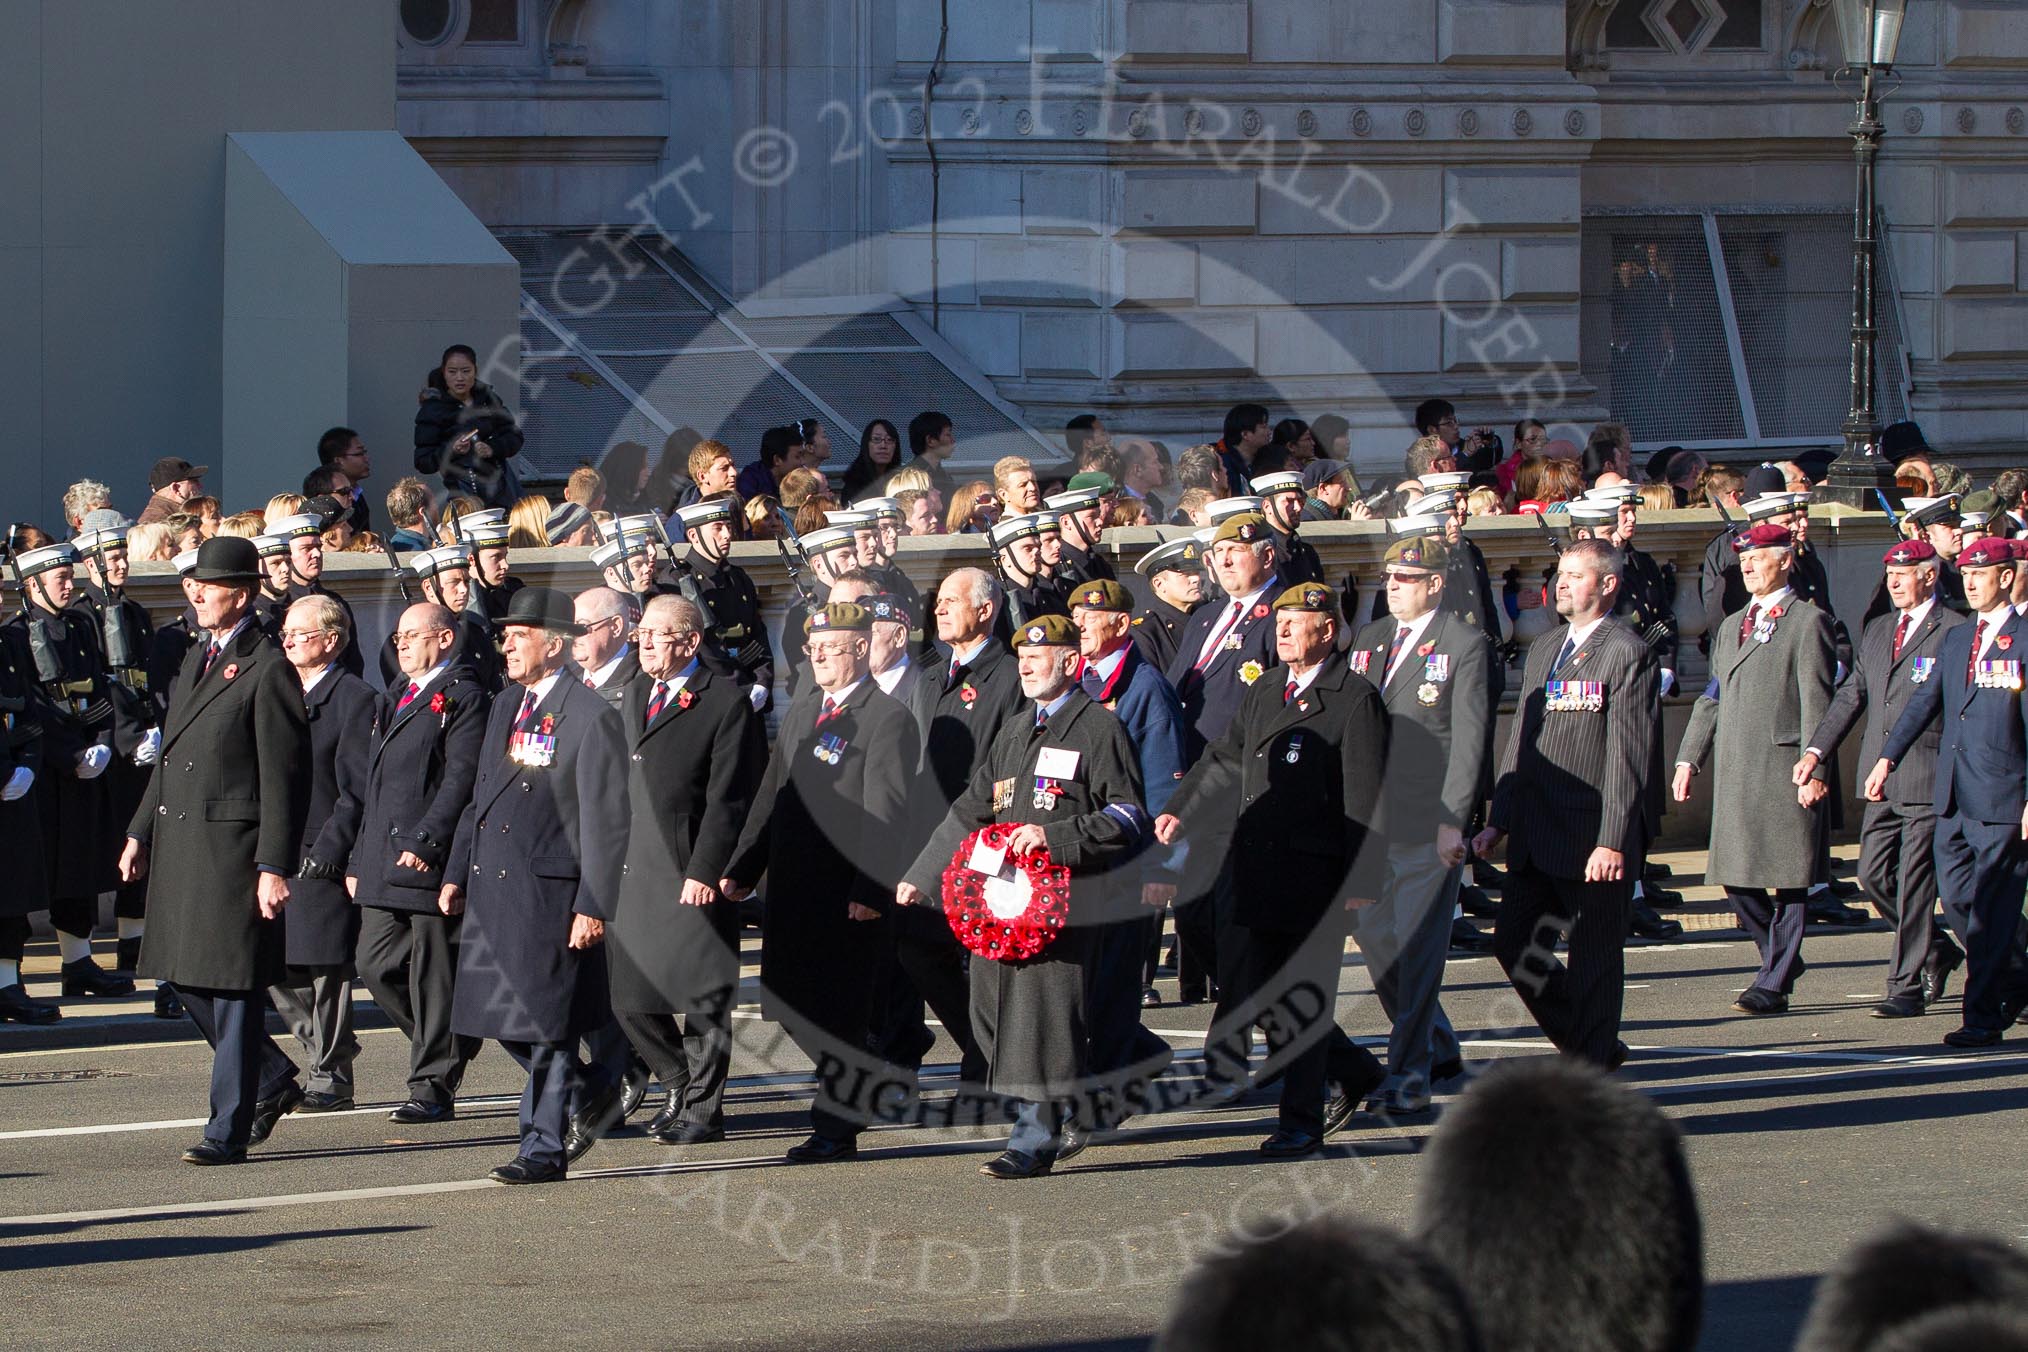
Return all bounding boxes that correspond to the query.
[1488,615,1659,1065]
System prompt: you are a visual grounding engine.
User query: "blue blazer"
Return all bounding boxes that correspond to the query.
[1093,645,1190,883]
[1881,608,2028,826]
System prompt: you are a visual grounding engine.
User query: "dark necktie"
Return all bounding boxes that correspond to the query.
[514,689,539,732]
[947,657,961,687]
[1739,603,1760,645]
[1034,707,1050,734]
[1969,619,1987,686]
[1284,679,1297,705]
[1892,612,1910,661]
[396,681,420,712]
[1384,627,1409,682]
[816,696,840,727]
[1194,601,1244,672]
[1549,632,1576,679]
[200,642,221,678]
[644,680,668,727]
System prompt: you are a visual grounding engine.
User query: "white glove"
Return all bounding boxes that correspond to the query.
[748,683,769,711]
[133,727,162,767]
[1,767,32,801]
[75,744,112,780]
[1660,668,1676,698]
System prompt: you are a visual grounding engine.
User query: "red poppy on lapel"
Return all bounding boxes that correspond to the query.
[677,689,695,709]
[1416,641,1435,657]
[539,713,556,736]
[2000,635,2015,652]
[1766,605,1786,622]
[429,691,448,715]
[221,664,238,681]
[1252,604,1269,619]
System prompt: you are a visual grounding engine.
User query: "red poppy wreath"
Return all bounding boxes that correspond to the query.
[941,824,1071,962]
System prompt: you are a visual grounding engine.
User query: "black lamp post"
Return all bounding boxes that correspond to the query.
[1818,0,1908,508]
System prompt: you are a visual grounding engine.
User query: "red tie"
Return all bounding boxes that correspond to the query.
[1284,679,1297,705]
[1739,603,1760,645]
[1891,613,1910,661]
[585,675,598,690]
[1969,619,1987,686]
[816,696,840,726]
[1194,601,1244,672]
[644,681,668,728]
[515,689,539,732]
[200,642,221,677]
[1384,627,1409,683]
[396,681,420,712]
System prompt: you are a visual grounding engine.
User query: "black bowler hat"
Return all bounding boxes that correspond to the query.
[188,536,261,584]
[496,586,585,637]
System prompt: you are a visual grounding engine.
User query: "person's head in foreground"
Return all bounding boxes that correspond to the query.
[1795,1218,2028,1352]
[1155,1214,1482,1352]
[1414,1057,1703,1352]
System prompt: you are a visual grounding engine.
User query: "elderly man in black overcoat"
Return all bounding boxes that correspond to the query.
[118,536,309,1165]
[441,588,628,1183]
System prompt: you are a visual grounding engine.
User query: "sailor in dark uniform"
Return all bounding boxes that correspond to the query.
[1044,474,1120,585]
[988,515,1070,644]
[1130,536,1208,673]
[780,523,864,703]
[1252,471,1325,587]
[70,525,172,1008]
[393,544,504,693]
[854,498,932,661]
[266,512,364,679]
[5,543,131,997]
[252,532,295,636]
[673,498,774,712]
[459,512,523,627]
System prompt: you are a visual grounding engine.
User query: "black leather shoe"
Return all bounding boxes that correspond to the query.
[1871,996,1926,1019]
[1448,918,1495,953]
[1643,860,1673,881]
[388,1098,456,1125]
[296,1089,354,1113]
[181,1139,245,1166]
[1322,1060,1386,1138]
[1943,1026,2003,1049]
[1053,1127,1090,1164]
[1457,885,1500,918]
[1140,985,1161,1008]
[653,1122,724,1146]
[60,957,135,998]
[980,1149,1051,1179]
[0,982,60,1025]
[1827,876,1861,900]
[1607,1041,1631,1071]
[1806,896,1869,927]
[617,1060,652,1122]
[784,1134,857,1164]
[1430,1056,1466,1085]
[489,1155,567,1184]
[246,1083,304,1147]
[153,984,183,1020]
[1732,988,1789,1015]
[644,1095,684,1137]
[1260,1129,1324,1159]
[566,1077,626,1157]
[1921,943,1965,1007]
[1470,858,1509,890]
[1629,902,1684,941]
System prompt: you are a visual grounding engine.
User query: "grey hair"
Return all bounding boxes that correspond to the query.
[575,585,631,625]
[943,566,1002,621]
[641,593,702,635]
[287,593,350,644]
[1561,536,1622,582]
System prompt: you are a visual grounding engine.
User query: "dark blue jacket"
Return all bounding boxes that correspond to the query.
[1882,607,2028,827]
[1087,644,1189,884]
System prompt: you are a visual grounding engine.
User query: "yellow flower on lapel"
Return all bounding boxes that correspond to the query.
[1238,661,1264,686]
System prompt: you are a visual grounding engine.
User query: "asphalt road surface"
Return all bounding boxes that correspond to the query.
[3,921,2023,1352]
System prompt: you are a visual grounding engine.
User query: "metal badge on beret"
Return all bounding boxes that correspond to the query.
[1272,583,1336,614]
[1210,511,1269,545]
[1071,579,1133,613]
[805,602,872,633]
[1957,537,2015,570]
[1731,521,1794,553]
[1015,614,1079,648]
[1883,539,1937,566]
[1383,534,1448,570]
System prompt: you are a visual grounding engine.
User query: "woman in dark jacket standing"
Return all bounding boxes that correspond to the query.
[414,344,525,509]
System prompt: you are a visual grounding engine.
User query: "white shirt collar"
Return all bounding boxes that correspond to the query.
[950,636,990,668]
[1747,585,1794,613]
[872,657,912,695]
[1565,616,1608,652]
[298,665,333,696]
[403,659,453,697]
[1287,662,1326,697]
[819,678,863,707]
[1089,644,1129,684]
[519,668,566,709]
[208,615,252,649]
[1898,595,1936,631]
[647,658,699,693]
[584,645,633,690]
[1385,608,1439,680]
[1222,578,1277,613]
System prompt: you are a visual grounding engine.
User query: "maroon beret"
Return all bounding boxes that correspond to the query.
[1883,538,1937,566]
[1958,537,2015,570]
[1731,521,1793,553]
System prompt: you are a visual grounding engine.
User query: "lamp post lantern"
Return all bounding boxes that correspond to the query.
[1819,0,1909,508]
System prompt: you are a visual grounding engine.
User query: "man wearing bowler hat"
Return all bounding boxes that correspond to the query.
[441,587,629,1182]
[117,536,309,1164]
